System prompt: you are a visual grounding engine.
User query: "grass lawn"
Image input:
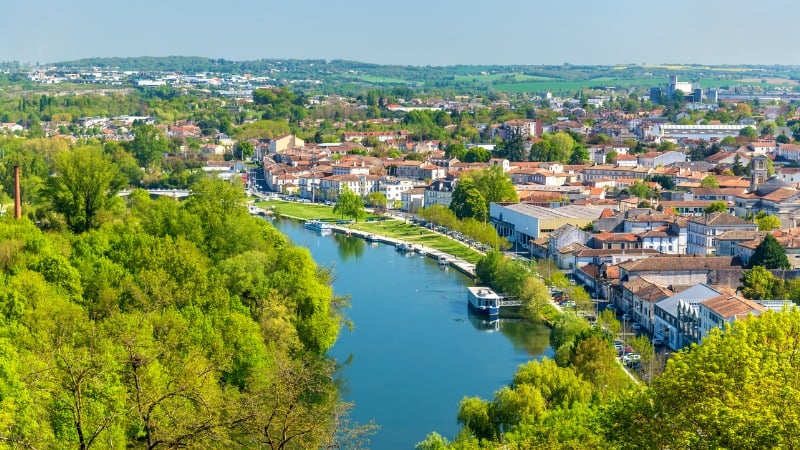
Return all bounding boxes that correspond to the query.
[349,221,484,264]
[258,200,485,264]
[255,200,379,222]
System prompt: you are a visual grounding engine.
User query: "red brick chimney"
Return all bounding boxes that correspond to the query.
[14,165,21,219]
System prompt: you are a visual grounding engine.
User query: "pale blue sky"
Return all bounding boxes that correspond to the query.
[2,0,798,66]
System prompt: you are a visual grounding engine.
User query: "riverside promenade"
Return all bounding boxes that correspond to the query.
[330,225,477,277]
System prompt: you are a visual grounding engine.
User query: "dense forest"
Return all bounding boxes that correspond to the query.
[0,154,364,448]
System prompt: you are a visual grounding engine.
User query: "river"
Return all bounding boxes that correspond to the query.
[274,219,553,449]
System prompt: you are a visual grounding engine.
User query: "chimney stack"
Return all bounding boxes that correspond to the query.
[14,165,21,219]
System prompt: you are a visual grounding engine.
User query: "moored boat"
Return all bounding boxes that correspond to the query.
[466,286,500,316]
[304,219,332,234]
[395,242,414,253]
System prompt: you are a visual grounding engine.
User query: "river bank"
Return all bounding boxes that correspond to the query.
[257,199,486,265]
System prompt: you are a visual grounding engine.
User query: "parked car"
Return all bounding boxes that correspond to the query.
[632,323,642,331]
[623,353,641,363]
[651,338,664,346]
[621,313,630,321]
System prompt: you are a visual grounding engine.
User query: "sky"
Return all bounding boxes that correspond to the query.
[2,0,799,66]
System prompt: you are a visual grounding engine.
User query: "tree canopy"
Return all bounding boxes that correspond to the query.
[44,145,126,233]
[749,234,790,269]
[333,186,366,222]
[0,177,359,448]
[449,178,487,221]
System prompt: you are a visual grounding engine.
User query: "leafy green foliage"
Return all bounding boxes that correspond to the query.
[755,212,781,231]
[129,123,169,168]
[468,165,519,206]
[494,126,527,161]
[704,200,728,214]
[449,178,487,221]
[0,173,352,447]
[333,186,366,222]
[741,265,784,300]
[44,145,126,233]
[607,310,800,449]
[700,175,719,188]
[749,234,790,269]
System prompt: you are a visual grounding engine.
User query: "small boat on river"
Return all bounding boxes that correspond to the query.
[304,219,332,235]
[396,242,415,253]
[438,255,449,268]
[466,286,501,317]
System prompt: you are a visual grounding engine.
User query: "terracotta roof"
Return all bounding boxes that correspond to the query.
[622,276,674,302]
[620,255,740,272]
[593,231,639,242]
[717,230,765,241]
[576,248,660,257]
[701,294,766,319]
[761,188,798,202]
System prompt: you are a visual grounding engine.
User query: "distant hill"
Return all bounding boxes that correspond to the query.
[47,57,800,96]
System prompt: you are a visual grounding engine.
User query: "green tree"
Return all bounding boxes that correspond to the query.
[494,126,527,162]
[704,201,728,214]
[450,178,488,221]
[700,175,719,188]
[741,265,784,299]
[761,122,777,137]
[569,145,589,164]
[648,174,675,190]
[755,213,781,231]
[792,123,800,141]
[469,166,518,207]
[463,146,490,163]
[457,397,495,441]
[732,154,745,176]
[609,309,800,449]
[333,186,366,222]
[627,180,654,200]
[549,132,576,163]
[130,123,169,168]
[365,191,388,214]
[234,141,254,160]
[45,146,125,233]
[444,142,466,160]
[739,126,757,139]
[749,234,790,269]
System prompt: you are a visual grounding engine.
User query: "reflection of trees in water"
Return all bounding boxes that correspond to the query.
[466,311,552,357]
[499,320,551,356]
[334,233,365,261]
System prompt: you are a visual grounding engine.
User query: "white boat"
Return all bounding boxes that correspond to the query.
[304,219,332,234]
[466,286,500,317]
[438,255,449,267]
[395,242,414,253]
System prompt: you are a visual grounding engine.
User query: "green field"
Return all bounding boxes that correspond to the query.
[494,76,797,94]
[453,73,556,83]
[493,77,666,93]
[256,200,485,264]
[356,75,415,85]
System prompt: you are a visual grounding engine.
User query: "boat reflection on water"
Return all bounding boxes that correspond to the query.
[467,308,500,332]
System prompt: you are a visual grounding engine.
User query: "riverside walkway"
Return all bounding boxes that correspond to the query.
[330,226,477,277]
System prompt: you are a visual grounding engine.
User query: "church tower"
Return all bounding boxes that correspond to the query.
[751,155,768,192]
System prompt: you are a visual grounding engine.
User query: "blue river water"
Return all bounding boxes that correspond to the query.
[274,220,553,449]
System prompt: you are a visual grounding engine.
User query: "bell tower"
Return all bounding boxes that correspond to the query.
[751,155,768,192]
